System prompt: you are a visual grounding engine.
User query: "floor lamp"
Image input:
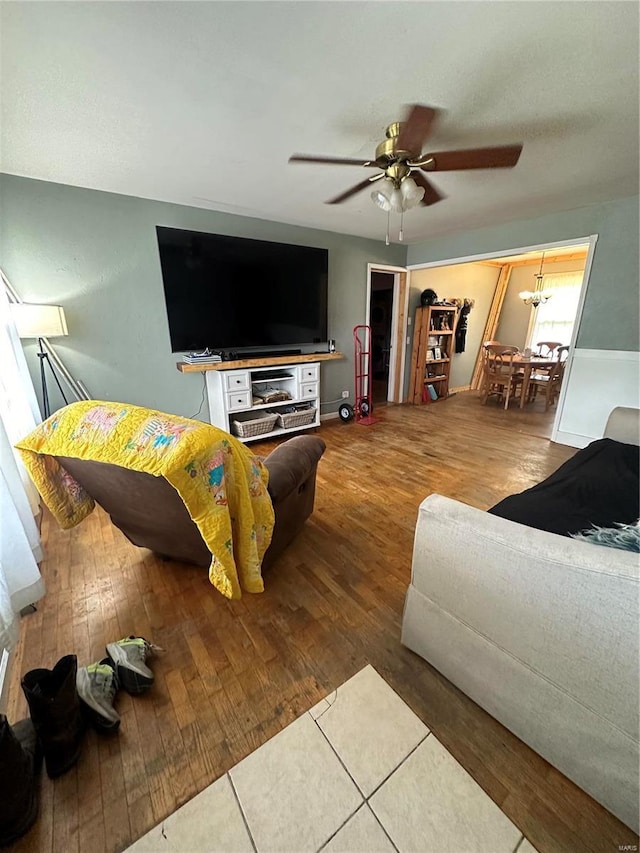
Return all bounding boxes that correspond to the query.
[11,303,70,418]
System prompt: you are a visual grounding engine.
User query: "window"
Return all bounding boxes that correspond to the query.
[526,271,583,349]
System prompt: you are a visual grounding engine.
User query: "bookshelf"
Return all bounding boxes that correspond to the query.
[409,305,458,404]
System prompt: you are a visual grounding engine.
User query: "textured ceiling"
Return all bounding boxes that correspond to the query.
[1,2,638,244]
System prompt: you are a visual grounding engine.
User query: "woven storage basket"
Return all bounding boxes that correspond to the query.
[276,407,317,430]
[232,412,278,438]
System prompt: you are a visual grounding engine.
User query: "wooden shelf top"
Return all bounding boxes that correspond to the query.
[177,351,344,373]
[420,304,457,312]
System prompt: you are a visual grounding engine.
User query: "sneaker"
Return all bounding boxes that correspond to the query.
[105,636,160,695]
[76,659,120,733]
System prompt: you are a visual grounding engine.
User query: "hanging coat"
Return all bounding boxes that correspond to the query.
[455,302,472,353]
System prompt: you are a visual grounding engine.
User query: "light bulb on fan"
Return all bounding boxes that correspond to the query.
[389,186,405,213]
[399,176,425,210]
[370,179,395,211]
[371,174,425,243]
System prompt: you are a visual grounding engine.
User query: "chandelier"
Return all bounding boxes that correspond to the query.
[371,174,425,244]
[519,251,553,307]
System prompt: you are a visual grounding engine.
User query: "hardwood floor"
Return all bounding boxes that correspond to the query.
[6,392,637,852]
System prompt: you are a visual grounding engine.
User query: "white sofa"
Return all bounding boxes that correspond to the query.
[401,407,639,831]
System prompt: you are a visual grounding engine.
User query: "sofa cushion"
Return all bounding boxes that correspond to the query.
[488,438,640,536]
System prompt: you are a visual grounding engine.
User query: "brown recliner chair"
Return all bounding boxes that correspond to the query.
[55,435,326,572]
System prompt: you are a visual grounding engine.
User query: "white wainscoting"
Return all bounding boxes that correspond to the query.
[553,349,640,447]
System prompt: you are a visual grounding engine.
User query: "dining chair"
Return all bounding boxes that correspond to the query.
[480,345,523,409]
[527,346,569,409]
[535,341,563,358]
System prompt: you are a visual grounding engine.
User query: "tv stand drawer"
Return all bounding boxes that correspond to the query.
[227,390,252,411]
[224,371,250,392]
[300,365,319,382]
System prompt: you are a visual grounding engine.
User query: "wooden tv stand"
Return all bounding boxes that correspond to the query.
[177,352,343,442]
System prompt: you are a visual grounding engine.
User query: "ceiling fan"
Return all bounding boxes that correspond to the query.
[289,104,523,218]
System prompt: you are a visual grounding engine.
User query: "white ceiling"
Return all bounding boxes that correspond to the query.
[1,2,638,244]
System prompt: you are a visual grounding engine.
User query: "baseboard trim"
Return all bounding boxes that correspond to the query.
[553,430,592,449]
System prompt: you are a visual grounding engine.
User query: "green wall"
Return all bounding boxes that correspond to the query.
[0,174,405,419]
[407,195,639,352]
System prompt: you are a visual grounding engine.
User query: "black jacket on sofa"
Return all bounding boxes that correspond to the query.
[488,438,640,536]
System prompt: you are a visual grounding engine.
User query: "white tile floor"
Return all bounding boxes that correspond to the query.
[126,665,539,853]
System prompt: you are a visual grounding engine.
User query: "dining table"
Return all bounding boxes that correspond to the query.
[511,353,559,408]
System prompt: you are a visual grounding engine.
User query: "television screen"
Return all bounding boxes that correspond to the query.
[156,226,328,353]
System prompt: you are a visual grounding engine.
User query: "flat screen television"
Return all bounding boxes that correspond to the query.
[156,226,328,353]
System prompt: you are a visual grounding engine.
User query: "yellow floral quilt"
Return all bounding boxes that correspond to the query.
[15,401,275,600]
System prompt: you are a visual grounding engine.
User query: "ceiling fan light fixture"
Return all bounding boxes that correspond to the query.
[370,178,396,211]
[371,174,424,241]
[389,186,405,213]
[399,176,425,210]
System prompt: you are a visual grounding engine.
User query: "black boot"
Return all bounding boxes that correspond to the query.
[0,715,41,846]
[21,654,85,778]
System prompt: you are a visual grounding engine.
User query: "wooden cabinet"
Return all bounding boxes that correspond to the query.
[409,305,458,404]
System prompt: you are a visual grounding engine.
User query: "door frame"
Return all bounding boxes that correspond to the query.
[406,234,599,439]
[366,263,409,403]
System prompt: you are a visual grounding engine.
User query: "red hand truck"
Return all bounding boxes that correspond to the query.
[338,325,378,425]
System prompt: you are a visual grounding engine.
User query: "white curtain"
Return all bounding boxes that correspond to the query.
[527,271,584,348]
[0,282,45,655]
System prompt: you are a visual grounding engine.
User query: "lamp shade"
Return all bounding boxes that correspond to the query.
[400,177,425,210]
[371,179,395,211]
[11,303,68,339]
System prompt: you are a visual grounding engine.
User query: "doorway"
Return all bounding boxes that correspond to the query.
[469,244,589,390]
[369,272,394,405]
[407,236,596,441]
[366,264,409,405]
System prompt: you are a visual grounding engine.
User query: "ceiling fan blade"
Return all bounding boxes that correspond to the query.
[397,105,438,154]
[326,177,377,204]
[410,171,445,206]
[421,145,523,171]
[289,154,376,167]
